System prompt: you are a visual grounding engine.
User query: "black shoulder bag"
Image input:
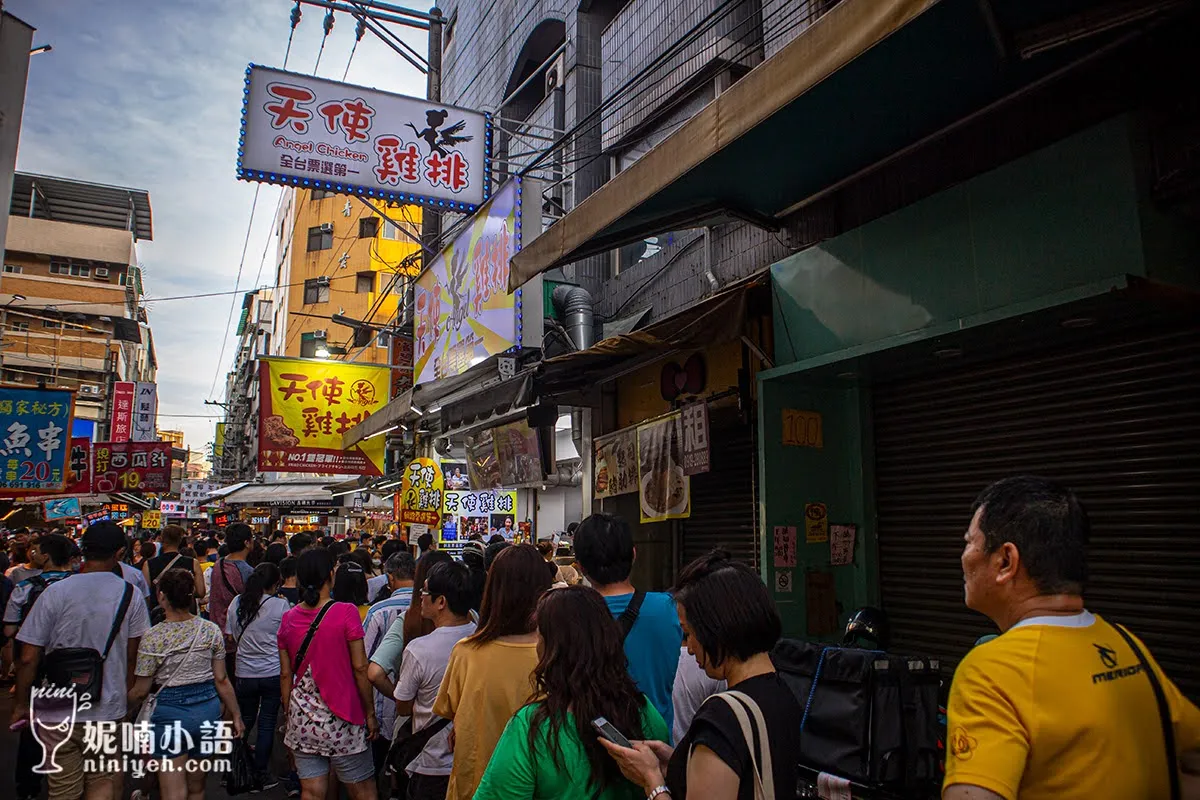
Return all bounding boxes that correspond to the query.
[292,601,334,680]
[618,590,646,642]
[39,582,134,707]
[1114,624,1180,800]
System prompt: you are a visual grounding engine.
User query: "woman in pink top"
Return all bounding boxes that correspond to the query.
[278,548,379,800]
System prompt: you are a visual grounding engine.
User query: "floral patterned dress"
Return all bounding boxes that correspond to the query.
[284,668,368,756]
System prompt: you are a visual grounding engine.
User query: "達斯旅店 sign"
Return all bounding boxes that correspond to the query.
[238,65,490,211]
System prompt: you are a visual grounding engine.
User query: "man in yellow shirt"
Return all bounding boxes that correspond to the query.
[944,476,1200,800]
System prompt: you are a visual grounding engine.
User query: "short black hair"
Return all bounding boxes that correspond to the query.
[674,549,781,667]
[425,560,473,616]
[289,532,313,555]
[573,513,633,586]
[385,551,416,580]
[973,476,1090,595]
[38,533,72,568]
[328,540,350,560]
[417,532,434,551]
[270,531,286,542]
[279,555,297,580]
[381,539,403,563]
[265,542,288,565]
[226,523,252,553]
[201,537,220,555]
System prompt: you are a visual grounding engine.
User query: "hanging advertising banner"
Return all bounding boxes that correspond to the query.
[239,64,490,211]
[390,335,414,399]
[442,489,517,541]
[0,386,74,495]
[594,428,637,499]
[636,412,691,523]
[160,501,184,516]
[465,429,501,490]
[109,381,135,442]
[441,460,470,491]
[400,457,443,526]
[44,497,82,521]
[64,437,92,494]
[131,382,158,442]
[141,510,163,529]
[102,502,132,521]
[92,441,172,494]
[493,419,542,487]
[413,179,522,385]
[181,480,221,516]
[257,357,389,476]
[214,423,226,458]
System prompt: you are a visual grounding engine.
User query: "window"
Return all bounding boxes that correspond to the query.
[300,332,319,359]
[358,217,379,238]
[356,272,375,294]
[3,264,21,274]
[49,261,91,278]
[381,220,407,241]
[311,189,333,200]
[303,278,330,305]
[42,319,61,330]
[443,11,457,50]
[307,225,333,252]
[11,321,29,331]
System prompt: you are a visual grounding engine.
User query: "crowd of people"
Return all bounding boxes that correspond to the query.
[2,476,1199,800]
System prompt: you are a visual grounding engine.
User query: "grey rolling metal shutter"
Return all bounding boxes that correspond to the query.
[682,415,759,570]
[873,324,1200,699]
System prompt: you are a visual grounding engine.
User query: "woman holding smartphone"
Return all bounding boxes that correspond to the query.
[473,585,668,799]
[600,550,801,800]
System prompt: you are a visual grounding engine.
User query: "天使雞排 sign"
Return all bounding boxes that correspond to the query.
[239,64,490,211]
[0,386,74,495]
[413,179,522,384]
[258,357,389,476]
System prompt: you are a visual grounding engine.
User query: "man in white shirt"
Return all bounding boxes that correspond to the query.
[394,560,476,800]
[12,522,150,800]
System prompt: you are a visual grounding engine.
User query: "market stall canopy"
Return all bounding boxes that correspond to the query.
[510,0,1177,288]
[200,482,250,504]
[219,482,333,506]
[537,270,766,404]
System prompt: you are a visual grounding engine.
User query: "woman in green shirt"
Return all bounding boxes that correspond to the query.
[474,585,668,800]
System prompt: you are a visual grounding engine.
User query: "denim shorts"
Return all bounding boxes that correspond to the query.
[293,747,374,783]
[150,680,220,758]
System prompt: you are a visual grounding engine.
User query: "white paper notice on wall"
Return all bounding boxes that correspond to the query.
[830,523,857,566]
[774,569,793,593]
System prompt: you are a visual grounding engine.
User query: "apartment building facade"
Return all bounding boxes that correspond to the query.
[1,172,156,437]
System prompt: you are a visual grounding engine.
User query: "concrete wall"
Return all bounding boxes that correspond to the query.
[0,12,33,267]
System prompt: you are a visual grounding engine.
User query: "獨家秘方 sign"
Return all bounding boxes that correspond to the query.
[0,386,74,495]
[258,357,390,476]
[238,64,490,211]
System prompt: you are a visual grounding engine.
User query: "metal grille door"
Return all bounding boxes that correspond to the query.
[873,324,1200,698]
[682,418,759,570]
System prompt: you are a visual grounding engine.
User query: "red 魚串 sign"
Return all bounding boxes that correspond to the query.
[109,382,135,442]
[92,441,172,494]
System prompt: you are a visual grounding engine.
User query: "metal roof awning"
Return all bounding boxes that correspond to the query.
[10,172,153,241]
[510,0,1181,288]
[201,482,250,503]
[341,390,412,450]
[221,483,334,506]
[537,271,767,404]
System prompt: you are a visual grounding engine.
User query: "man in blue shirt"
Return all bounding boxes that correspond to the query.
[574,513,682,733]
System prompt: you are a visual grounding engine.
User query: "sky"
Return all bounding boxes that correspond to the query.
[7,0,432,458]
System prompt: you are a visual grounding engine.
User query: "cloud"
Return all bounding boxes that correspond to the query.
[9,0,431,455]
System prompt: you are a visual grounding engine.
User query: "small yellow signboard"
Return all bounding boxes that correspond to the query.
[783,409,823,448]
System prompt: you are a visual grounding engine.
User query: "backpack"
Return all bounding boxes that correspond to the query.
[21,574,54,624]
[770,639,941,793]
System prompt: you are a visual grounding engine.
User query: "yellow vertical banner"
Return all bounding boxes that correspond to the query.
[401,457,443,526]
[257,357,389,475]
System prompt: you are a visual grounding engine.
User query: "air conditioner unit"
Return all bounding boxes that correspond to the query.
[312,329,328,339]
[319,222,334,233]
[95,267,110,278]
[545,53,566,94]
[79,384,102,397]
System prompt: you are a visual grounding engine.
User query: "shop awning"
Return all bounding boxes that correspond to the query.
[537,271,767,403]
[220,483,333,506]
[341,389,412,450]
[510,0,1180,287]
[199,482,250,504]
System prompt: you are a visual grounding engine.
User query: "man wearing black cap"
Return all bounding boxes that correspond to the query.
[11,521,150,799]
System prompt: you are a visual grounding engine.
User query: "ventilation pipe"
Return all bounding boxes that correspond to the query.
[551,284,594,351]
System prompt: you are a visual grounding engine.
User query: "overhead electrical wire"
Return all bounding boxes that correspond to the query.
[207,184,260,400]
[313,10,335,74]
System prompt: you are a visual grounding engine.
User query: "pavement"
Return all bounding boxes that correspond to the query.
[0,683,294,800]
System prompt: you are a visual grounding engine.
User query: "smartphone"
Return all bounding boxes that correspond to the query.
[591,716,634,749]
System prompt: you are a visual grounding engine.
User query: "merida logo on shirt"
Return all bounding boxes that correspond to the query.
[1091,643,1143,684]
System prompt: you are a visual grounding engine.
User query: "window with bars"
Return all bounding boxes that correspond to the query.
[359,217,379,238]
[356,272,375,294]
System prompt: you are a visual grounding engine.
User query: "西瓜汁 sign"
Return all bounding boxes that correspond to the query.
[413,179,524,385]
[0,386,74,495]
[238,64,490,211]
[257,357,390,476]
[93,442,172,494]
